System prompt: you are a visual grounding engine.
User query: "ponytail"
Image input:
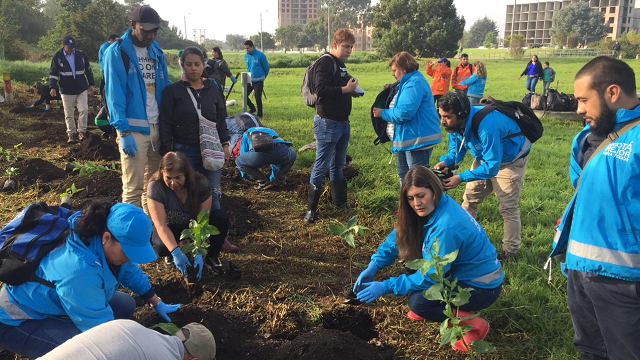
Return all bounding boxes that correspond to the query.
[74,200,115,245]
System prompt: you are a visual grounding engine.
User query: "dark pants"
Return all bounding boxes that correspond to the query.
[247,81,264,117]
[408,281,501,322]
[567,270,640,360]
[0,291,135,358]
[152,209,229,262]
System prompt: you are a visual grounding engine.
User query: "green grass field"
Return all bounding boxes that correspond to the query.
[2,53,639,359]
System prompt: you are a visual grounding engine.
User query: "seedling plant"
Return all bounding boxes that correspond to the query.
[0,143,22,162]
[181,210,219,258]
[59,183,85,199]
[328,215,368,283]
[3,167,19,180]
[406,238,495,358]
[72,161,119,177]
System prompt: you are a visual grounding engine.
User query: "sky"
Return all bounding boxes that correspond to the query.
[121,0,515,42]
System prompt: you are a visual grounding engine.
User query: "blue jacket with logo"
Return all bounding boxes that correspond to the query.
[0,212,154,332]
[371,194,503,295]
[550,105,640,281]
[239,127,292,181]
[439,106,531,182]
[103,29,170,135]
[244,48,270,82]
[460,74,486,98]
[380,70,441,153]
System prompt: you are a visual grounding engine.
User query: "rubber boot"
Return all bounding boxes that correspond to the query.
[330,180,349,210]
[274,160,295,182]
[240,166,269,187]
[303,184,321,223]
[451,310,490,352]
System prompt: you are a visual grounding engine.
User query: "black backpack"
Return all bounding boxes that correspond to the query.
[0,202,74,288]
[473,96,544,143]
[234,112,263,131]
[301,54,337,107]
[521,92,532,107]
[559,92,578,111]
[370,83,399,145]
[546,89,567,111]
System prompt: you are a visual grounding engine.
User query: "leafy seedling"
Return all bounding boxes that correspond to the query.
[180,210,219,281]
[150,322,180,335]
[0,143,22,162]
[328,215,368,287]
[406,238,496,358]
[60,183,85,199]
[3,167,19,180]
[73,161,119,177]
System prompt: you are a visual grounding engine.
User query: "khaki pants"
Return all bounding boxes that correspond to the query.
[118,124,161,212]
[462,156,528,254]
[61,91,88,136]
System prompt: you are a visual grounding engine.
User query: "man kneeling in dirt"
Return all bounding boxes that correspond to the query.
[234,126,296,189]
[40,319,216,360]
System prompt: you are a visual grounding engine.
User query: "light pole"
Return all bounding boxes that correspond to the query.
[260,12,263,50]
[183,13,191,40]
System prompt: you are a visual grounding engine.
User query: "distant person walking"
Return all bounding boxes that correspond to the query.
[541,61,556,96]
[244,40,270,118]
[451,53,473,94]
[95,34,119,139]
[425,57,451,103]
[518,55,543,94]
[49,35,95,144]
[207,47,236,91]
[612,40,621,59]
[459,61,487,105]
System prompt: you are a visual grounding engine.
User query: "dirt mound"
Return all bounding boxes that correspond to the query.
[271,327,393,360]
[66,133,120,161]
[12,158,67,185]
[322,306,378,341]
[70,170,122,209]
[222,194,262,240]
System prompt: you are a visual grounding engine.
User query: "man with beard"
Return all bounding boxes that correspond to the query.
[549,56,640,360]
[434,91,531,260]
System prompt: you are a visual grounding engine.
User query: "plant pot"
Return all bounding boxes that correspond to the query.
[60,196,72,208]
[3,179,16,192]
[64,163,76,174]
[343,289,361,305]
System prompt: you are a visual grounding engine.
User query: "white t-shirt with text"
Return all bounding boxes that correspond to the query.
[133,45,160,124]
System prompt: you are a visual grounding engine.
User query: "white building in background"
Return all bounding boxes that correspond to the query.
[505,0,639,46]
[278,0,320,27]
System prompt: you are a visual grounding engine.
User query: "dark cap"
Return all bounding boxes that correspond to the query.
[62,36,76,48]
[131,6,161,31]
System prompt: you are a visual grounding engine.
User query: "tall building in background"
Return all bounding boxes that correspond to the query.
[352,14,375,51]
[505,0,638,46]
[278,0,320,27]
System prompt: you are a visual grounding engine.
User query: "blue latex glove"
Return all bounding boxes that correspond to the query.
[353,262,380,293]
[231,76,237,83]
[356,281,389,304]
[120,133,138,157]
[154,301,181,322]
[171,247,191,277]
[193,254,204,281]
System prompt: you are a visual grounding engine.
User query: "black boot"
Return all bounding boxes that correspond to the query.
[331,180,349,210]
[304,184,321,223]
[274,160,295,182]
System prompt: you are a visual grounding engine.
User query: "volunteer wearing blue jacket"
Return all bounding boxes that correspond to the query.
[434,92,531,259]
[0,201,180,358]
[244,40,270,118]
[354,166,502,352]
[235,127,296,189]
[459,61,487,105]
[550,56,640,360]
[104,6,171,212]
[372,51,441,184]
[96,34,118,138]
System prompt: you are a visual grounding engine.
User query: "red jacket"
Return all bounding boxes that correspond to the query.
[451,63,473,91]
[425,63,452,96]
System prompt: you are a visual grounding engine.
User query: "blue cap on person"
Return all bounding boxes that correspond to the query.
[106,203,156,263]
[438,57,448,63]
[62,36,76,48]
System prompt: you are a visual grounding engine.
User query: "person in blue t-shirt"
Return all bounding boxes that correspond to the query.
[518,55,543,94]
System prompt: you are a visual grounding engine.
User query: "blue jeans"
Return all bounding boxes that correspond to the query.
[525,76,539,93]
[408,282,501,322]
[310,115,350,187]
[0,291,135,358]
[468,95,481,105]
[397,148,433,184]
[173,142,222,210]
[235,144,296,180]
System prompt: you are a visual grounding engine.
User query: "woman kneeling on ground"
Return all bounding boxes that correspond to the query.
[147,151,230,280]
[353,166,502,351]
[0,201,180,358]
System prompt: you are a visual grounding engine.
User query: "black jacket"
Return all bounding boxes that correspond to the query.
[49,48,94,95]
[313,53,352,122]
[159,80,230,155]
[520,60,544,79]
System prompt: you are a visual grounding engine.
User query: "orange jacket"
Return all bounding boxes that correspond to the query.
[425,63,452,96]
[451,63,474,91]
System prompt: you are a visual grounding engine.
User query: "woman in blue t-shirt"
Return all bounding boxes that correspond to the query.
[518,55,544,94]
[147,151,230,280]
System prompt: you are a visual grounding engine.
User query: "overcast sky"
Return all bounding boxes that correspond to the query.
[122,0,516,42]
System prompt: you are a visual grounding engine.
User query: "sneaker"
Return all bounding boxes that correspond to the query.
[254,181,272,190]
[78,132,87,141]
[407,310,426,321]
[498,251,517,262]
[221,238,239,253]
[205,256,224,275]
[67,134,77,144]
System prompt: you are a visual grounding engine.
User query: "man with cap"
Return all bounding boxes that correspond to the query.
[49,35,95,143]
[425,57,452,103]
[104,5,171,212]
[39,319,216,360]
[0,201,180,358]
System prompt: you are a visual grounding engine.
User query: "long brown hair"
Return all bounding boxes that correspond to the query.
[149,151,204,220]
[395,166,444,262]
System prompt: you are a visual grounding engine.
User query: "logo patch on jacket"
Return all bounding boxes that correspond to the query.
[603,141,633,162]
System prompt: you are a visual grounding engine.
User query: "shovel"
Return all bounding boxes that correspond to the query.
[225,72,241,100]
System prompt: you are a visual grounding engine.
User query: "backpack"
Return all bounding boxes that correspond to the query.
[546,89,566,111]
[204,59,220,78]
[473,96,544,143]
[234,112,263,131]
[530,93,546,110]
[521,92,532,107]
[559,92,578,111]
[249,130,276,152]
[371,83,399,145]
[301,54,337,107]
[0,202,73,288]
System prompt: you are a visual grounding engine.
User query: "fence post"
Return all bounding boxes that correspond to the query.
[3,72,13,104]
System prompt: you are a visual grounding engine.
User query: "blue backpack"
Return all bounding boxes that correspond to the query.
[0,202,73,288]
